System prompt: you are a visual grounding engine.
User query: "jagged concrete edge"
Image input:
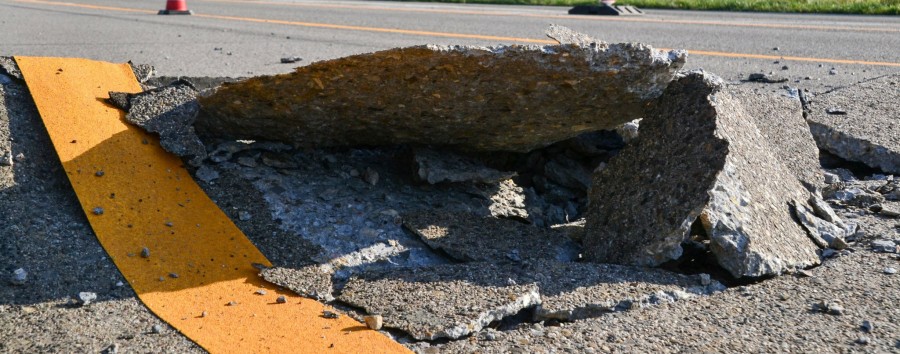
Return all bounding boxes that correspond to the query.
[433,286,541,340]
[0,57,23,81]
[807,120,900,175]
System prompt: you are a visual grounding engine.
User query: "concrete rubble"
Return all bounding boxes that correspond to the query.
[402,211,580,262]
[196,26,685,152]
[805,75,900,174]
[583,72,845,278]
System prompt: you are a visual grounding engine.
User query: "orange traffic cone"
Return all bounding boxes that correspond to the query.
[158,0,193,15]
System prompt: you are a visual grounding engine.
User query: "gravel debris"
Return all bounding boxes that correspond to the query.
[92,207,104,215]
[884,267,897,275]
[9,268,27,285]
[151,324,163,334]
[254,289,267,295]
[275,295,287,304]
[141,247,151,258]
[322,310,339,319]
[77,292,98,306]
[861,320,874,333]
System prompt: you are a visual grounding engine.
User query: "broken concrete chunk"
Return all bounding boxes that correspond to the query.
[413,148,516,184]
[793,202,849,250]
[259,264,335,302]
[402,211,580,263]
[0,57,23,81]
[124,80,206,164]
[339,263,541,340]
[584,71,820,278]
[107,91,131,111]
[488,179,529,221]
[198,28,685,152]
[808,194,847,230]
[730,86,823,190]
[805,75,900,174]
[128,61,155,84]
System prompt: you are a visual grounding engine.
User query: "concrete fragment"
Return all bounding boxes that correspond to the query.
[793,202,849,250]
[402,211,580,263]
[339,263,541,340]
[78,291,98,306]
[488,179,529,221]
[259,265,335,302]
[584,72,820,278]
[805,75,900,174]
[0,57,23,81]
[364,315,383,330]
[128,61,155,83]
[198,28,685,152]
[413,148,515,184]
[730,86,823,190]
[122,80,206,164]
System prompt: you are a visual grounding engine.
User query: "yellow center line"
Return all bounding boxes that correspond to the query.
[11,0,900,67]
[199,0,900,34]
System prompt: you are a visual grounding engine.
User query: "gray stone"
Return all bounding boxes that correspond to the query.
[197,27,685,152]
[584,72,820,278]
[151,324,163,334]
[880,206,900,218]
[123,80,206,164]
[730,86,823,190]
[805,75,900,174]
[194,165,220,183]
[884,267,897,275]
[9,268,26,286]
[808,195,847,230]
[0,151,11,166]
[78,292,98,306]
[871,239,898,253]
[793,202,849,250]
[617,119,641,143]
[402,211,580,263]
[413,148,515,185]
[259,265,335,302]
[338,262,542,340]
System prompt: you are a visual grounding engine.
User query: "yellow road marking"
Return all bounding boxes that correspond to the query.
[10,0,900,67]
[199,0,900,34]
[16,56,410,354]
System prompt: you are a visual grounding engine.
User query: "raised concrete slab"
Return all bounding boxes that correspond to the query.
[197,27,684,153]
[584,72,823,278]
[805,75,900,174]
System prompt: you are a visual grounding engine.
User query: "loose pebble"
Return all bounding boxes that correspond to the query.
[151,324,163,334]
[884,267,897,275]
[276,295,287,304]
[364,315,383,330]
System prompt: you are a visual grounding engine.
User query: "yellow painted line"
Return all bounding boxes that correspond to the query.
[11,0,900,67]
[199,0,900,34]
[15,56,410,354]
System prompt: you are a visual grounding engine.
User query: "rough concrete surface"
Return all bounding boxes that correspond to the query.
[584,72,824,277]
[197,27,685,152]
[729,85,823,191]
[805,75,900,174]
[339,263,542,341]
[413,148,516,185]
[121,79,206,164]
[259,265,335,302]
[402,211,580,263]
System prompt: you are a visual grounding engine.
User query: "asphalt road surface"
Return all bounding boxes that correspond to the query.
[1,0,898,89]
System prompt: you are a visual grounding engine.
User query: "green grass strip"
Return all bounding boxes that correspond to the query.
[387,0,900,15]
